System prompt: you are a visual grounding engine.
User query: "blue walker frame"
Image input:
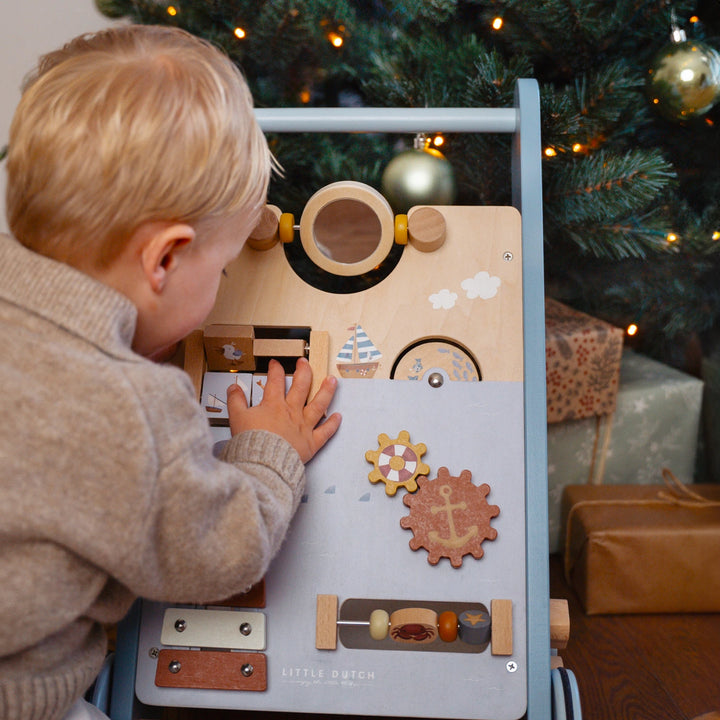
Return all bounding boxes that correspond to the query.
[109,78,551,720]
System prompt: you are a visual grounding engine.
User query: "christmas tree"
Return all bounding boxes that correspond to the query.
[97,0,720,370]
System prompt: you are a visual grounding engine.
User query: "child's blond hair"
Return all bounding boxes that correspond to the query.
[6,25,272,268]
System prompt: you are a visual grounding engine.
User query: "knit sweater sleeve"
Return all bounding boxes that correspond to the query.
[108,361,306,604]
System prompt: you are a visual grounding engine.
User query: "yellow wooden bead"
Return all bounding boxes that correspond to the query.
[394,214,409,245]
[368,609,389,641]
[278,212,295,244]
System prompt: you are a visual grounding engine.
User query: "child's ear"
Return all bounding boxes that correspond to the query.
[140,222,196,293]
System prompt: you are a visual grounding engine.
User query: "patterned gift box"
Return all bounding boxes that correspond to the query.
[545,298,624,423]
[548,350,704,552]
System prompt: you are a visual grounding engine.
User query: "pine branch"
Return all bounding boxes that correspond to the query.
[546,147,675,217]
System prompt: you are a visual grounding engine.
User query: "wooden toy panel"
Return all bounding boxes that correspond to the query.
[134,203,528,720]
[135,378,527,719]
[206,205,523,383]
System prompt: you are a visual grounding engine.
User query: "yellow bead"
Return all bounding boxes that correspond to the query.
[368,609,389,641]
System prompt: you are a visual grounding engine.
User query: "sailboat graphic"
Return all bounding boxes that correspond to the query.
[336,324,382,378]
[205,393,225,414]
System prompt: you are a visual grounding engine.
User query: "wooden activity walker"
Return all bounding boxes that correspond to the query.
[110,81,582,720]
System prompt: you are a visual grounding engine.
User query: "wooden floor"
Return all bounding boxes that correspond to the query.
[157,555,720,720]
[549,554,720,720]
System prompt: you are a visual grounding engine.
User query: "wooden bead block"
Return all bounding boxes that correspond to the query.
[458,609,491,645]
[308,330,330,400]
[408,206,446,252]
[247,205,280,251]
[253,338,307,359]
[490,599,513,656]
[389,607,438,644]
[182,329,206,401]
[204,324,255,372]
[316,594,338,650]
[550,598,570,650]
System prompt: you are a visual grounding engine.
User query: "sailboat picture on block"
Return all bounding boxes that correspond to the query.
[336,324,382,378]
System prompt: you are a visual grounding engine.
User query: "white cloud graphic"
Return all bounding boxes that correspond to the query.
[461,271,501,300]
[428,289,458,309]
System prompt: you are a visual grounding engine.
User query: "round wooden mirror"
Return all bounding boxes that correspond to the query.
[299,181,394,276]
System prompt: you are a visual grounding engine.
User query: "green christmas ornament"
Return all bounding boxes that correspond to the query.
[646,23,720,122]
[381,135,457,213]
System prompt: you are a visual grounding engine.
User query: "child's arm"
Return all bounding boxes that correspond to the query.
[226,357,341,463]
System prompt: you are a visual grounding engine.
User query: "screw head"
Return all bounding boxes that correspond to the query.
[506,660,518,673]
[148,647,159,659]
[503,251,514,261]
[168,660,182,674]
[428,372,444,388]
[239,622,252,636]
[241,663,254,677]
[174,619,187,632]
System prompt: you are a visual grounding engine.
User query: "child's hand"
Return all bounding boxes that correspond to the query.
[226,357,341,463]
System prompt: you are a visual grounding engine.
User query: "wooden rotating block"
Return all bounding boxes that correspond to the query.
[389,607,438,644]
[392,340,480,382]
[316,594,338,650]
[458,609,491,645]
[247,205,280,251]
[408,206,446,252]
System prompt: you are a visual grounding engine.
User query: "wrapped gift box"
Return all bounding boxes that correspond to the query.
[548,350,703,551]
[545,298,624,423]
[562,482,720,614]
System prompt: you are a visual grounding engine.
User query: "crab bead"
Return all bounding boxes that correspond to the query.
[458,609,491,645]
[437,610,459,642]
[389,608,438,644]
[369,609,390,641]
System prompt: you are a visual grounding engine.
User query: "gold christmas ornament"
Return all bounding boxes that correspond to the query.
[381,135,457,213]
[646,22,720,122]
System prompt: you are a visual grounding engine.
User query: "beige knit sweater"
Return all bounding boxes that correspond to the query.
[0,233,305,720]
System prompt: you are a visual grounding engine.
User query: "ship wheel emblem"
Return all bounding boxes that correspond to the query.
[365,430,430,496]
[400,467,499,567]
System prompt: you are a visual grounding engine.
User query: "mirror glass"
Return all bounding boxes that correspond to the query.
[313,199,382,264]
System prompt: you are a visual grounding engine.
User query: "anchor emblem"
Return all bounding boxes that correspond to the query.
[428,484,479,548]
[401,468,499,567]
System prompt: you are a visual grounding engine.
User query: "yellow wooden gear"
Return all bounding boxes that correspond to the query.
[365,430,430,496]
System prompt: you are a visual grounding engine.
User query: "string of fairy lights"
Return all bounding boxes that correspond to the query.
[160,3,719,339]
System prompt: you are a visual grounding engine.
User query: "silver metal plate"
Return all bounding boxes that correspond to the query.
[160,608,266,651]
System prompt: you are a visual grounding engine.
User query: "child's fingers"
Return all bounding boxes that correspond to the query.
[260,359,287,402]
[312,411,342,450]
[285,357,312,406]
[227,382,249,409]
[226,382,249,435]
[304,374,338,427]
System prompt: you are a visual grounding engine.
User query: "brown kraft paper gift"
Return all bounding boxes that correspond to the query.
[562,472,720,614]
